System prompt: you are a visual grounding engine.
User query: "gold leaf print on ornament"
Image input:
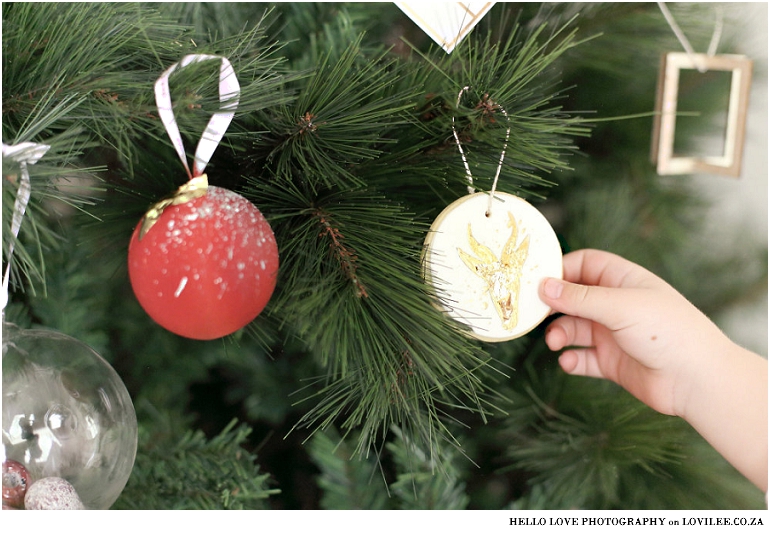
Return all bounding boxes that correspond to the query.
[457,212,530,330]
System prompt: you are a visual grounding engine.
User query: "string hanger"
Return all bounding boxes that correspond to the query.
[657,2,724,73]
[451,86,511,217]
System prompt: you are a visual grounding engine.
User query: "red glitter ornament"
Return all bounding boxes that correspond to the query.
[2,459,31,509]
[128,182,279,340]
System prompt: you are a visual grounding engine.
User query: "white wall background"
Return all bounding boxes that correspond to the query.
[693,2,768,355]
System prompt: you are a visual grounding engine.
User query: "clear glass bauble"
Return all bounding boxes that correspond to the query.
[2,322,137,509]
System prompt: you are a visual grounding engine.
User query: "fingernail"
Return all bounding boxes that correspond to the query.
[543,278,564,299]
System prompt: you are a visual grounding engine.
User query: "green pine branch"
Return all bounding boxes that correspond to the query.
[229,11,594,465]
[2,3,187,161]
[2,125,102,297]
[498,343,765,509]
[387,425,471,510]
[308,427,390,509]
[253,35,420,191]
[308,425,471,510]
[114,416,278,509]
[252,180,507,461]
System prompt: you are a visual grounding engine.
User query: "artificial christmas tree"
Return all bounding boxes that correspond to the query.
[2,2,766,511]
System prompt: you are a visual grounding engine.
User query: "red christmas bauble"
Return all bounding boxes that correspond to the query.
[128,185,279,340]
[3,459,31,509]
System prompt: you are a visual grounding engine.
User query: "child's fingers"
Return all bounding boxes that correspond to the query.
[540,277,637,330]
[545,315,595,351]
[558,348,607,380]
[561,249,643,289]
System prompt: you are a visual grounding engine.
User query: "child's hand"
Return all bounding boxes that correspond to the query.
[538,248,729,417]
[539,248,768,492]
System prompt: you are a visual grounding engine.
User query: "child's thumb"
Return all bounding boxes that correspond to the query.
[539,277,625,327]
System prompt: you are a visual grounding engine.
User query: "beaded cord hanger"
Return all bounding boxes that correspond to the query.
[451,86,511,216]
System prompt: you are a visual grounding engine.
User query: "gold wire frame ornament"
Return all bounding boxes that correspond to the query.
[651,52,753,177]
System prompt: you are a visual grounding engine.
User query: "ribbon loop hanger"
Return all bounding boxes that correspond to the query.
[2,142,51,311]
[154,54,240,179]
[451,86,511,216]
[657,2,724,73]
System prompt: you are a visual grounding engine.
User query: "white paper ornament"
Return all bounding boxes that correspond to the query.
[423,192,562,342]
[395,2,495,53]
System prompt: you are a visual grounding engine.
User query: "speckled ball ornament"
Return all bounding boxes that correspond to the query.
[128,178,279,340]
[2,459,31,509]
[24,477,84,510]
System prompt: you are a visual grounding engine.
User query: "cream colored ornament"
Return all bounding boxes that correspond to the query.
[651,4,752,177]
[651,52,752,177]
[423,191,562,342]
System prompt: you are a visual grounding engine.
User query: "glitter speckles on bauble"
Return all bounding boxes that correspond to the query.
[128,184,279,340]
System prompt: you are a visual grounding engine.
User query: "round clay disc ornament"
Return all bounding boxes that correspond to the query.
[423,191,562,342]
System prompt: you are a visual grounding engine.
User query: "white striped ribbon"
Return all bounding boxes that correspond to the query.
[2,142,51,310]
[154,54,240,178]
